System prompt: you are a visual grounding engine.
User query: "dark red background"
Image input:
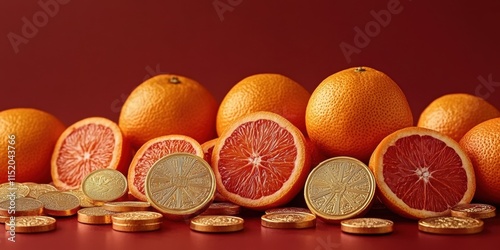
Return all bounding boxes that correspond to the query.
[1,1,500,249]
[1,0,500,126]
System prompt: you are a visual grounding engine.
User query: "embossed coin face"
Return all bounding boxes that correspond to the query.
[0,197,43,217]
[304,157,376,223]
[0,182,30,202]
[418,216,484,234]
[25,183,58,199]
[111,211,164,225]
[5,216,56,233]
[451,203,496,219]
[190,215,244,233]
[78,207,116,224]
[145,153,216,219]
[82,169,128,202]
[261,212,316,229]
[37,191,81,216]
[102,201,151,212]
[63,190,97,208]
[340,218,394,234]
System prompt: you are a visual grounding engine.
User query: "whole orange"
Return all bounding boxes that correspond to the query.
[305,66,413,162]
[418,93,500,142]
[119,74,218,149]
[459,117,500,205]
[216,73,310,136]
[0,108,66,183]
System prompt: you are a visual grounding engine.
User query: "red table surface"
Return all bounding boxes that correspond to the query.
[1,207,499,250]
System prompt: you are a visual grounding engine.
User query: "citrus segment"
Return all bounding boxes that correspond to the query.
[212,111,311,210]
[127,135,204,201]
[51,117,130,190]
[369,127,475,219]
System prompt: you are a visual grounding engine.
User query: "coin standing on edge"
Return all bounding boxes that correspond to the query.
[78,207,116,224]
[304,157,376,223]
[261,212,316,229]
[145,153,216,220]
[450,203,496,219]
[340,218,394,235]
[82,169,128,202]
[102,201,151,212]
[190,215,244,233]
[4,216,56,233]
[37,191,81,216]
[418,216,484,235]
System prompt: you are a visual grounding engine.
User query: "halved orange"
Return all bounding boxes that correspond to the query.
[369,127,476,219]
[51,117,131,190]
[127,134,204,201]
[212,111,311,210]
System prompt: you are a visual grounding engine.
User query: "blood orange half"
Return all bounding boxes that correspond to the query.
[369,127,476,219]
[51,117,131,190]
[212,111,311,210]
[127,134,204,201]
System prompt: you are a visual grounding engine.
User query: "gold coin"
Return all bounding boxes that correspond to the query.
[0,182,30,202]
[265,207,312,215]
[102,201,151,212]
[77,207,116,224]
[340,218,394,234]
[82,169,128,202]
[111,211,164,225]
[145,153,216,220]
[112,222,162,232]
[418,216,484,234]
[261,212,316,229]
[25,183,58,199]
[304,157,376,223]
[63,189,98,208]
[190,215,244,233]
[450,203,496,219]
[0,215,11,223]
[4,216,56,233]
[0,197,43,217]
[201,202,241,216]
[37,191,81,216]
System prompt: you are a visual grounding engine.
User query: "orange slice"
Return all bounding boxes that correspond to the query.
[369,127,476,219]
[51,117,131,190]
[127,134,204,201]
[212,111,311,211]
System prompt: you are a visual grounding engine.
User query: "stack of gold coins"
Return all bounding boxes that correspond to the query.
[190,215,244,233]
[111,211,164,232]
[102,201,151,212]
[78,207,116,224]
[418,216,484,234]
[81,169,128,202]
[145,153,216,220]
[261,212,316,229]
[340,218,394,235]
[304,157,376,223]
[37,191,81,216]
[450,203,496,219]
[4,216,56,233]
